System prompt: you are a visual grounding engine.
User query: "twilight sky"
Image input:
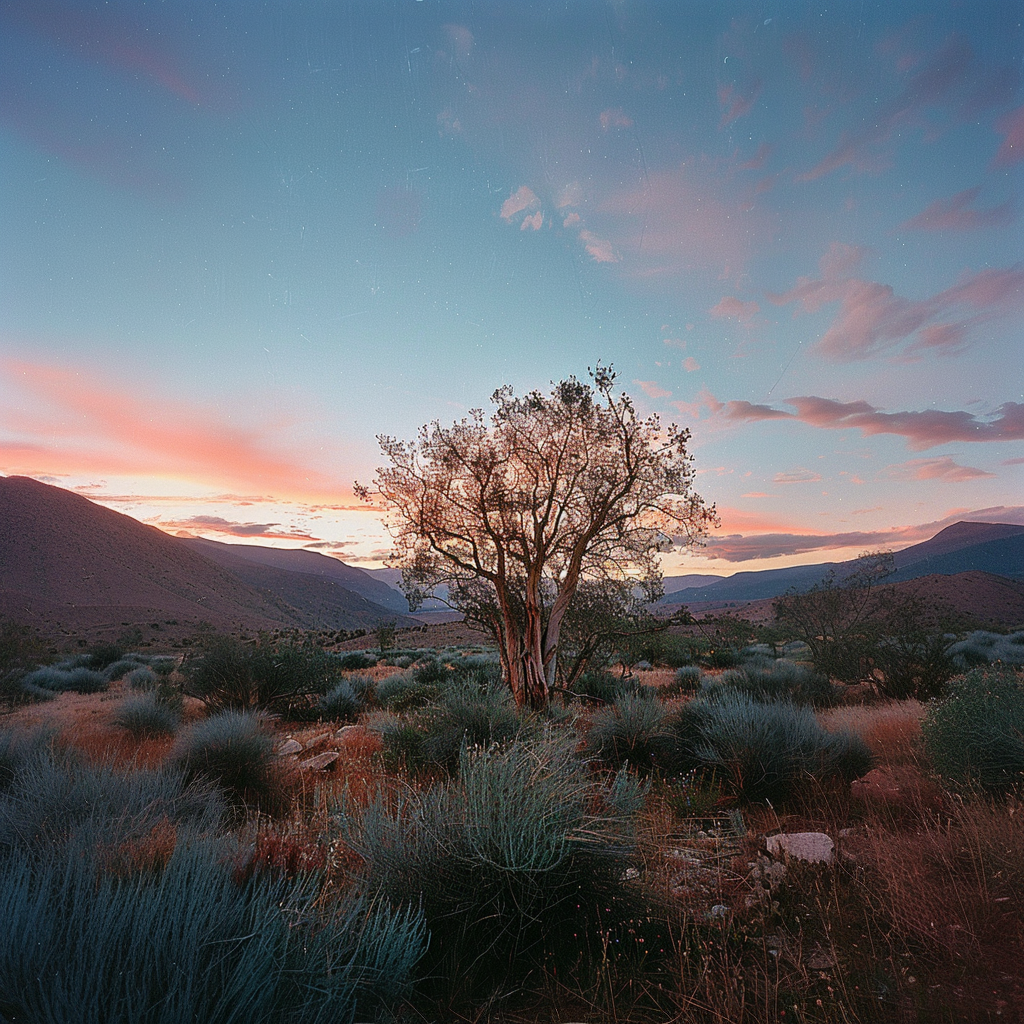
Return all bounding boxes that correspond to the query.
[1,0,1022,574]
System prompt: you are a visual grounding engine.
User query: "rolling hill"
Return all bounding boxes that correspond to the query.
[0,476,411,637]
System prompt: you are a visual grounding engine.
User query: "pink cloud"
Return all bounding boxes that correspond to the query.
[885,457,995,482]
[993,104,1024,166]
[633,380,672,400]
[901,187,1015,231]
[499,185,540,222]
[709,296,760,323]
[599,107,633,130]
[0,360,350,500]
[769,244,1024,360]
[739,143,772,170]
[721,394,1024,451]
[683,357,700,373]
[442,24,474,60]
[718,80,762,127]
[161,516,318,541]
[579,230,617,263]
[562,212,581,228]
[520,211,543,231]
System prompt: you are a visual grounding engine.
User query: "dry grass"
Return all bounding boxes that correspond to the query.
[819,699,926,767]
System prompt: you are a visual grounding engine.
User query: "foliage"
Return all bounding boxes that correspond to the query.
[316,676,372,722]
[564,667,642,704]
[371,680,533,771]
[20,664,108,694]
[181,634,343,715]
[664,664,704,696]
[583,691,671,772]
[114,691,182,737]
[661,690,873,802]
[334,651,377,671]
[922,666,1024,793]
[0,837,425,1024]
[169,710,283,812]
[721,656,837,707]
[947,629,1024,670]
[0,619,49,706]
[362,364,715,709]
[374,619,398,653]
[336,735,648,1000]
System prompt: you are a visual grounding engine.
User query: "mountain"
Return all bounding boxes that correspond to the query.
[660,521,1024,605]
[362,567,451,611]
[182,538,410,614]
[0,476,410,635]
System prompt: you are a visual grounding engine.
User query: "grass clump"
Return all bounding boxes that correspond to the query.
[337,735,650,1001]
[922,666,1024,794]
[126,665,159,690]
[947,629,1024,670]
[114,691,182,737]
[583,691,670,773]
[169,710,283,812]
[721,656,837,706]
[182,634,343,716]
[662,689,873,803]
[20,665,108,694]
[316,674,375,721]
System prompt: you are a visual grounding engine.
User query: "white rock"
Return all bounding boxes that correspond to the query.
[299,751,340,771]
[765,831,834,865]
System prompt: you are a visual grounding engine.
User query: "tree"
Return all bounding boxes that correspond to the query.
[359,366,716,708]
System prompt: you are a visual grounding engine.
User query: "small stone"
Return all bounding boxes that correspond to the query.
[303,733,331,750]
[334,725,360,740]
[708,904,730,919]
[275,739,302,756]
[806,949,835,971]
[766,831,834,865]
[299,751,340,771]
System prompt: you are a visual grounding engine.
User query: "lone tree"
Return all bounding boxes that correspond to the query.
[358,365,716,708]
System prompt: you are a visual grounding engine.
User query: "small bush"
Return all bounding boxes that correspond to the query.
[947,630,1024,671]
[723,657,837,707]
[20,665,108,694]
[661,690,873,803]
[922,666,1024,793]
[338,735,648,1000]
[182,635,343,715]
[102,657,145,682]
[584,692,671,772]
[663,664,703,696]
[335,651,377,671]
[375,669,439,710]
[317,679,366,722]
[126,665,159,690]
[566,668,640,704]
[169,710,283,811]
[115,692,181,737]
[699,647,739,669]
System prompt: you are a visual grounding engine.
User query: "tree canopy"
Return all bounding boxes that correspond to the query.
[360,366,716,708]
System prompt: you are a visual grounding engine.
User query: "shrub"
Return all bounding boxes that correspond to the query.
[337,736,648,1000]
[922,667,1024,794]
[566,668,640,704]
[317,679,366,722]
[0,620,48,707]
[699,647,739,669]
[375,668,439,711]
[102,657,145,682]
[20,665,108,694]
[126,665,159,690]
[584,692,671,772]
[182,635,343,715]
[371,682,531,771]
[335,651,377,671]
[663,664,704,696]
[169,710,283,811]
[722,657,837,707]
[661,690,873,803]
[114,692,181,737]
[947,630,1024,671]
[0,837,425,1024]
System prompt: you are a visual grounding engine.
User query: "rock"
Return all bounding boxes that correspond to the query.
[303,733,331,751]
[334,725,360,740]
[850,767,902,804]
[299,751,340,771]
[765,831,834,865]
[275,739,302,756]
[806,949,835,971]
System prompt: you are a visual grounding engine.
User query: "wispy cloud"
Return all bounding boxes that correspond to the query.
[709,296,760,323]
[599,107,633,130]
[993,104,1024,166]
[901,186,1015,231]
[499,185,540,222]
[718,80,761,127]
[162,516,318,541]
[884,457,995,482]
[633,380,671,400]
[769,242,1024,360]
[579,230,617,263]
[719,392,1024,451]
[773,468,822,484]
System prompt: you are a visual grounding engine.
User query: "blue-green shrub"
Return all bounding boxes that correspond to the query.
[584,692,671,772]
[20,665,108,694]
[947,630,1024,671]
[337,736,646,1000]
[126,665,159,690]
[722,657,837,707]
[169,710,282,812]
[661,690,872,803]
[114,691,181,737]
[922,666,1024,793]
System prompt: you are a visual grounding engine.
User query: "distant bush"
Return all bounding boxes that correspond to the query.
[371,682,531,771]
[102,657,146,682]
[317,678,369,722]
[922,666,1024,794]
[565,668,641,705]
[375,668,440,711]
[169,710,283,812]
[148,656,179,677]
[698,647,739,669]
[661,690,873,803]
[115,691,181,737]
[126,665,159,690]
[584,692,670,773]
[947,630,1024,671]
[182,635,343,716]
[662,665,704,696]
[0,620,49,707]
[20,665,108,694]
[335,651,377,671]
[722,657,837,707]
[338,736,647,1000]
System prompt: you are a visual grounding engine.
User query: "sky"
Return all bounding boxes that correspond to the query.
[1,0,1022,576]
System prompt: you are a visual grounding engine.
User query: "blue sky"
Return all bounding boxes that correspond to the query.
[1,0,1022,572]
